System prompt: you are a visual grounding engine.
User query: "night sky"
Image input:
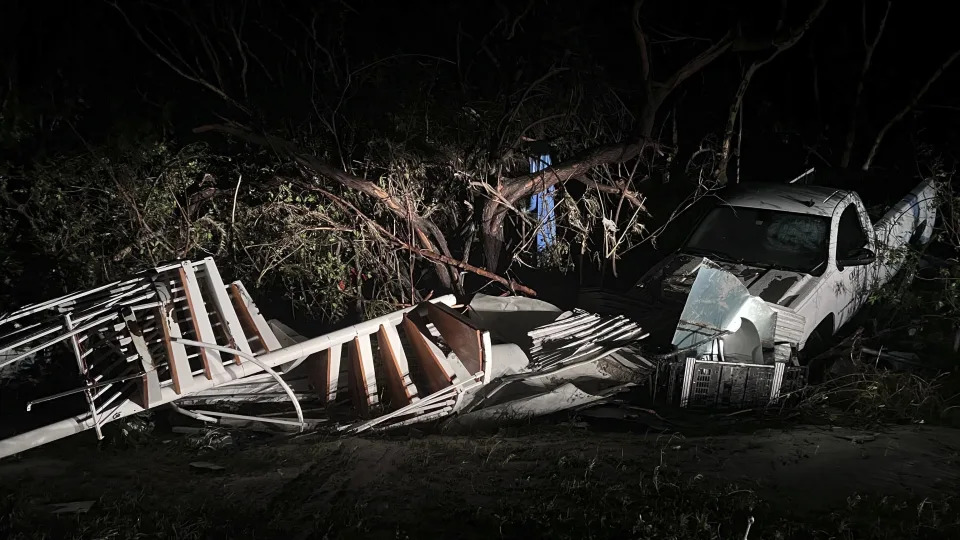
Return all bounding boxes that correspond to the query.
[4,0,957,175]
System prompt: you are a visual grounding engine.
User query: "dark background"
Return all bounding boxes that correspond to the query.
[1,0,958,316]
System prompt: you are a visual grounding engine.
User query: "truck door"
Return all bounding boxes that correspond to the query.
[834,203,873,327]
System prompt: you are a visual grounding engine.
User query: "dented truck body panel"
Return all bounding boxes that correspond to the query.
[637,177,939,361]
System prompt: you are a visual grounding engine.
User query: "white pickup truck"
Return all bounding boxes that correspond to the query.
[582,177,939,367]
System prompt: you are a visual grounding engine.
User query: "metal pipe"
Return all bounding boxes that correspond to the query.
[24,370,151,412]
[0,313,120,369]
[183,409,320,428]
[173,338,305,430]
[0,278,132,326]
[169,403,218,423]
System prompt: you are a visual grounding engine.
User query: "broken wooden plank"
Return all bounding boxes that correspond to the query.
[347,335,379,414]
[377,323,419,409]
[229,281,282,353]
[304,343,342,404]
[122,308,162,408]
[156,305,195,395]
[426,302,488,379]
[400,312,455,394]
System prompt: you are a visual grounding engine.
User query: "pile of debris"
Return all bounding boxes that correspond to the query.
[0,256,809,459]
[0,259,658,457]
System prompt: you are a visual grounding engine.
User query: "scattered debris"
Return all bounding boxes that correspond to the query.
[585,178,939,408]
[46,501,95,515]
[0,176,941,458]
[0,262,653,457]
[834,433,877,444]
[189,461,226,471]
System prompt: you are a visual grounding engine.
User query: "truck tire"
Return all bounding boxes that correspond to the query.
[802,317,834,383]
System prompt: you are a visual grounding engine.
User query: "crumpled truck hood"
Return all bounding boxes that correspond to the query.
[578,253,811,352]
[636,253,814,308]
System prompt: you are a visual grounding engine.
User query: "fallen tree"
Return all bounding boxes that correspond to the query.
[112,0,831,282]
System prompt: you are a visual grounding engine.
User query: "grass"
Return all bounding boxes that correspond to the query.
[791,356,960,428]
[1,424,959,539]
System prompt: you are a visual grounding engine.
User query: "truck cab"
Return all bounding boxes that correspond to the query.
[685,183,880,349]
[599,177,938,366]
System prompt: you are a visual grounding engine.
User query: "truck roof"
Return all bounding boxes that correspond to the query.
[721,182,849,217]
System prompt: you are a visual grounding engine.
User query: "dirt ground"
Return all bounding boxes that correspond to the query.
[1,414,958,539]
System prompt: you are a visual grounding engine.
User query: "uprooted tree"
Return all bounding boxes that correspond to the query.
[108,0,832,287]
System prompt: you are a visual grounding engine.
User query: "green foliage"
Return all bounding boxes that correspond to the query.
[0,136,400,322]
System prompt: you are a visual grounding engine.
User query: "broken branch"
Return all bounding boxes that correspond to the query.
[716,0,830,184]
[840,0,892,169]
[862,48,960,171]
[306,183,537,297]
[193,122,459,288]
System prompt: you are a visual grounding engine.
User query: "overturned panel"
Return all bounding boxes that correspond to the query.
[672,261,778,363]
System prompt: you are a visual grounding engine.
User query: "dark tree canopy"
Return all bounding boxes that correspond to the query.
[1,0,958,321]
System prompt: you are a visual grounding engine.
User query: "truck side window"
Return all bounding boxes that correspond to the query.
[837,204,868,257]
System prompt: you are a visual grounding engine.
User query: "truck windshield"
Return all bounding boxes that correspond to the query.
[684,206,829,274]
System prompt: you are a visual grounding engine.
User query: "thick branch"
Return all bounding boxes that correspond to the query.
[862,48,960,171]
[499,140,649,203]
[481,139,654,268]
[639,31,733,136]
[577,176,648,211]
[657,31,733,95]
[632,0,651,83]
[309,184,537,296]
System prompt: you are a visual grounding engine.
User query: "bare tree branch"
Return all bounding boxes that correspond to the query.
[863,48,960,171]
[482,139,659,267]
[193,123,461,288]
[716,0,830,184]
[307,183,537,296]
[840,0,892,169]
[632,0,651,83]
[109,1,251,116]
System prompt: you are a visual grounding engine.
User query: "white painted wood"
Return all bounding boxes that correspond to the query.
[480,331,493,384]
[378,323,420,402]
[197,258,252,357]
[179,262,228,380]
[157,305,196,395]
[353,335,379,408]
[230,281,282,351]
[64,314,103,440]
[0,294,458,459]
[327,343,343,402]
[122,308,162,407]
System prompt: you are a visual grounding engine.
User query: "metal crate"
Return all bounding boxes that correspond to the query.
[670,358,806,409]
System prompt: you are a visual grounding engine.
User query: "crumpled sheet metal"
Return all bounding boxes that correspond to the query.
[451,308,652,425]
[449,381,631,428]
[467,293,562,353]
[1,264,651,453]
[672,260,777,361]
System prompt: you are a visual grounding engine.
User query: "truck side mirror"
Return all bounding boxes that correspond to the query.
[837,247,876,270]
